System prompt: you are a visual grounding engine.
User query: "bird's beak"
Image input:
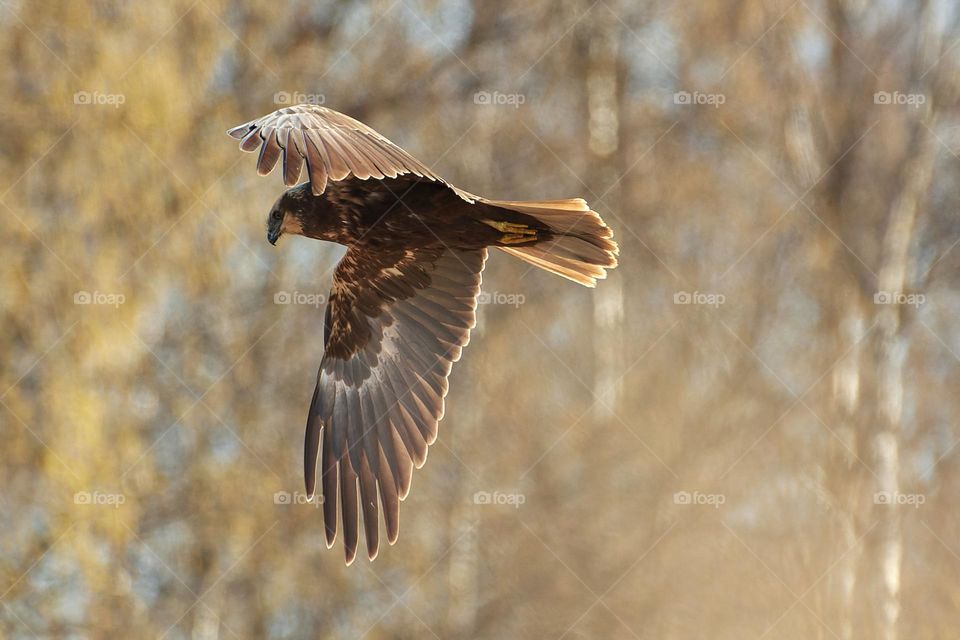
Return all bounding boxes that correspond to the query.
[267,227,281,246]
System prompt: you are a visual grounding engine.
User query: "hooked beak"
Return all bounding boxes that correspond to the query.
[267,227,281,246]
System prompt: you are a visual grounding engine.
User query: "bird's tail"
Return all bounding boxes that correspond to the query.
[487,197,619,287]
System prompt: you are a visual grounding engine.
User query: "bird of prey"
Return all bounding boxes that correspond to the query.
[228,104,618,564]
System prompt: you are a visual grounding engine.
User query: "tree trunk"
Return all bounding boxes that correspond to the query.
[873,125,937,640]
[586,1,625,423]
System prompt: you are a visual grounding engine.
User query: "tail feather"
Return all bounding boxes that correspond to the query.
[486,197,619,287]
[499,246,606,286]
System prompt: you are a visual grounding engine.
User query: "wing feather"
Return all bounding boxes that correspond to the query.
[358,390,381,477]
[321,424,339,548]
[228,104,447,195]
[383,364,429,468]
[358,455,380,560]
[303,132,329,191]
[377,446,401,545]
[256,128,282,176]
[280,128,304,185]
[303,246,485,562]
[331,384,350,458]
[239,127,261,152]
[303,386,323,497]
[339,457,360,565]
[370,383,402,490]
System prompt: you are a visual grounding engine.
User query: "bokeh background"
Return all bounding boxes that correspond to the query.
[4,1,960,638]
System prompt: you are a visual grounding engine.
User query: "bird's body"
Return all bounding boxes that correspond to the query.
[228,104,618,563]
[278,176,553,252]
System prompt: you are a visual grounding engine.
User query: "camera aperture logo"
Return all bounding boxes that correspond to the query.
[274,291,327,308]
[74,90,125,108]
[673,90,725,108]
[477,291,525,308]
[473,490,526,509]
[673,291,725,308]
[74,290,125,308]
[874,291,925,308]
[74,491,126,508]
[474,91,526,108]
[274,91,325,106]
[273,491,322,508]
[673,490,725,508]
[874,491,924,508]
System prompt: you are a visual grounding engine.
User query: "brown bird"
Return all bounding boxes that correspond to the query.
[228,104,618,564]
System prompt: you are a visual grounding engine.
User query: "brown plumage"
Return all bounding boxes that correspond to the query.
[228,104,618,564]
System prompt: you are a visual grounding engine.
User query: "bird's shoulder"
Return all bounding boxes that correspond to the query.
[325,174,456,209]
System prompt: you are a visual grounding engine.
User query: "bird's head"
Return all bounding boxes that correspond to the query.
[266,183,313,245]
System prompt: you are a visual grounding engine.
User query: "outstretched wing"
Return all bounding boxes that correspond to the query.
[305,245,486,563]
[227,104,442,196]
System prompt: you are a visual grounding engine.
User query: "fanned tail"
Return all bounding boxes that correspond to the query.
[487,197,619,287]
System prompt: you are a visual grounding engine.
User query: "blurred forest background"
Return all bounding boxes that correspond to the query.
[3,0,960,638]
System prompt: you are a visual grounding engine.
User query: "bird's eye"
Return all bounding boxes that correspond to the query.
[272,211,282,220]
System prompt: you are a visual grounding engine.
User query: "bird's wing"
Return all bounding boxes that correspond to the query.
[306,244,486,563]
[227,104,443,196]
